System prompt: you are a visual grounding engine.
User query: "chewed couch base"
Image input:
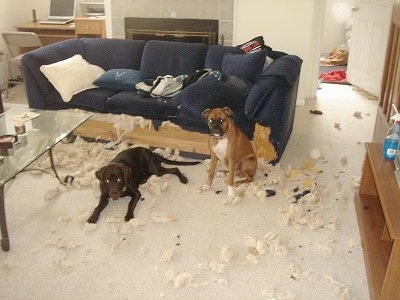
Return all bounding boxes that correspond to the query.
[72,113,278,163]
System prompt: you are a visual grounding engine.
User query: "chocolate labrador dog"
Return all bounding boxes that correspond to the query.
[87,147,200,223]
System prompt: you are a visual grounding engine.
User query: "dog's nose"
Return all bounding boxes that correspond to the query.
[210,125,224,136]
[109,191,121,200]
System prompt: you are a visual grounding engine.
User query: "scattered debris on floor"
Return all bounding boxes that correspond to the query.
[353,111,362,119]
[310,109,323,115]
[334,122,341,130]
[19,137,364,298]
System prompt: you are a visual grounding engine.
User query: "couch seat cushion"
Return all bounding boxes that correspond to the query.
[45,88,116,112]
[105,91,181,120]
[175,76,247,118]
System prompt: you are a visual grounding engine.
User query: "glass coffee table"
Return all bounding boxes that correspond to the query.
[0,108,91,251]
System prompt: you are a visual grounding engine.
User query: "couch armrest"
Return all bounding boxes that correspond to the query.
[21,39,84,109]
[245,55,302,162]
[21,60,46,109]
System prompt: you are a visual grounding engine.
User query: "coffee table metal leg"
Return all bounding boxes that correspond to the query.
[48,147,64,185]
[0,185,10,251]
[48,148,74,185]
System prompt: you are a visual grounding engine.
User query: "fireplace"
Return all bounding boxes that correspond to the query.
[125,18,219,45]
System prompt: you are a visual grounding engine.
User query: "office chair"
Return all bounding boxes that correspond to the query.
[2,31,42,99]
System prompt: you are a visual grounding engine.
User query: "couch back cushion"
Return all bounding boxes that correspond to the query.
[81,38,146,70]
[140,40,208,77]
[205,45,242,71]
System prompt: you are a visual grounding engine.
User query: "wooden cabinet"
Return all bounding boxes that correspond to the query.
[354,143,400,299]
[74,18,106,38]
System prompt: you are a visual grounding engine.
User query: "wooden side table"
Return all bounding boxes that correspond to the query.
[74,17,106,38]
[354,143,400,299]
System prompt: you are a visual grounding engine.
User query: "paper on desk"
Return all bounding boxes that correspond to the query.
[9,112,40,123]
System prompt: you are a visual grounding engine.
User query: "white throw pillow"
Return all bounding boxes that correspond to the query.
[40,54,105,102]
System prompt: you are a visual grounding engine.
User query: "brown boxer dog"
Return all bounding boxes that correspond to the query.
[201,106,257,202]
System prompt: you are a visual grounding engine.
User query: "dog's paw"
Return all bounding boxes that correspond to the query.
[125,214,134,222]
[87,215,99,224]
[225,185,236,203]
[179,175,189,184]
[200,184,211,191]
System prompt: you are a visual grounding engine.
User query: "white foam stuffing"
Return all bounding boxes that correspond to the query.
[160,245,175,262]
[164,266,195,289]
[219,246,234,262]
[44,188,60,200]
[46,236,81,249]
[151,212,177,223]
[261,285,296,299]
[84,222,97,232]
[310,148,321,160]
[286,263,318,281]
[128,218,145,227]
[325,275,351,299]
[142,175,169,195]
[244,232,289,258]
[53,250,73,271]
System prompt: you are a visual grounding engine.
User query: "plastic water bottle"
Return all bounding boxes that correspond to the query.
[383,117,400,160]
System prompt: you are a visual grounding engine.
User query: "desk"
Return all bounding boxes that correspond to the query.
[354,143,400,299]
[15,21,75,45]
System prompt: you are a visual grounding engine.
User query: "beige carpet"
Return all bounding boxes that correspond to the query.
[0,83,378,299]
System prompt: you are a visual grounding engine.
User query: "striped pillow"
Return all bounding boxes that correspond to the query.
[236,36,271,54]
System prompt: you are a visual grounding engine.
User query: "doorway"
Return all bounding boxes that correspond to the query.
[318,0,354,86]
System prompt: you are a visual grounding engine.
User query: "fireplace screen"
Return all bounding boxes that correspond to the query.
[127,29,216,45]
[125,18,219,45]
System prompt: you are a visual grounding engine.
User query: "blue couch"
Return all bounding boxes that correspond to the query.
[21,38,302,162]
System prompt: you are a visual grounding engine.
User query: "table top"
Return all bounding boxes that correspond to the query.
[0,108,91,186]
[16,21,76,31]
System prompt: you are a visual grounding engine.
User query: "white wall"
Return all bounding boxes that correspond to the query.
[321,0,355,55]
[234,0,323,104]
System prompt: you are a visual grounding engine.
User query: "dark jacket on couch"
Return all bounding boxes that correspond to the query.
[21,38,302,161]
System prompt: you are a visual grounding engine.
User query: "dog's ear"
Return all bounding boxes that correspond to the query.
[120,164,132,184]
[222,106,234,118]
[201,108,212,120]
[95,166,107,180]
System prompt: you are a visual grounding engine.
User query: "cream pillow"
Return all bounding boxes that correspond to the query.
[40,54,105,102]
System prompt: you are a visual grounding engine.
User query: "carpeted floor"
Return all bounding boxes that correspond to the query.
[1,83,378,299]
